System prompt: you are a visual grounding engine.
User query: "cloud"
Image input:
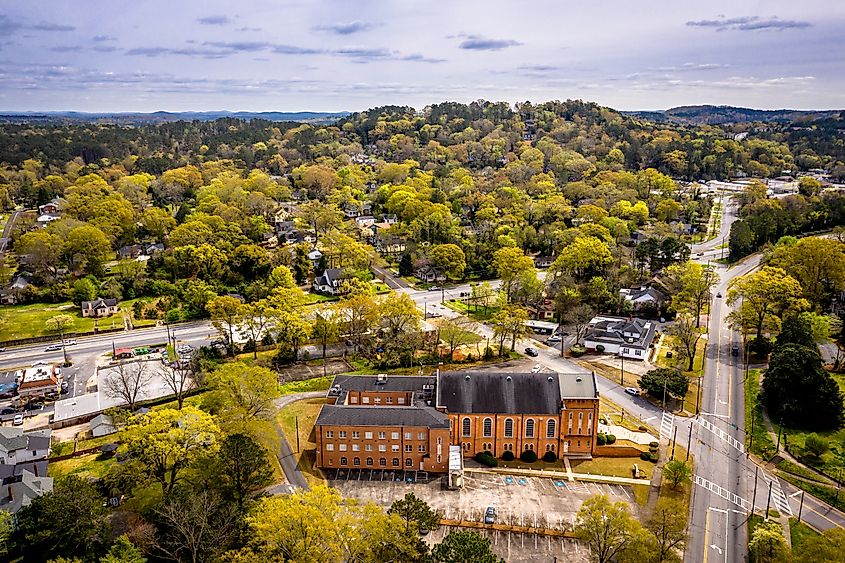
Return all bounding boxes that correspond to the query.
[49,45,82,52]
[0,15,22,34]
[400,53,446,64]
[203,40,270,52]
[313,21,378,35]
[271,44,323,55]
[334,47,392,60]
[125,46,230,59]
[92,35,116,42]
[31,22,75,32]
[197,15,232,26]
[458,35,522,51]
[686,16,812,31]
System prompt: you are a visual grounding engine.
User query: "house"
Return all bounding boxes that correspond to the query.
[0,470,53,513]
[313,268,347,295]
[36,214,61,227]
[374,235,407,257]
[118,244,144,260]
[275,220,296,237]
[355,215,376,228]
[16,365,61,399]
[145,243,165,256]
[533,255,555,269]
[313,371,600,474]
[526,299,556,322]
[89,414,117,437]
[307,249,323,268]
[0,276,31,305]
[0,428,52,465]
[582,316,657,360]
[415,266,446,283]
[619,286,667,312]
[80,298,118,318]
[383,214,398,225]
[37,201,59,215]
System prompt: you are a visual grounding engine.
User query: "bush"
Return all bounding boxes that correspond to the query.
[474,452,498,467]
[501,451,515,462]
[569,345,587,357]
[605,434,616,445]
[542,451,557,463]
[639,426,648,432]
[520,450,538,463]
[640,451,651,461]
[595,344,605,353]
[597,433,607,446]
[638,367,689,399]
[804,433,830,458]
[649,441,659,449]
[649,452,659,462]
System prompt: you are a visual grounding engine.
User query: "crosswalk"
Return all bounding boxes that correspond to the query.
[759,472,793,516]
[660,412,675,440]
[694,474,753,511]
[697,417,745,453]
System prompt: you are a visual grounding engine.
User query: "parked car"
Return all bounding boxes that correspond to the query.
[484,506,496,524]
[12,413,23,426]
[624,387,640,396]
[547,334,562,343]
[60,381,69,394]
[531,364,541,373]
[44,344,62,352]
[525,347,538,357]
[63,339,77,346]
[0,347,6,353]
[0,407,17,415]
[716,292,722,298]
[731,344,740,357]
[429,286,440,291]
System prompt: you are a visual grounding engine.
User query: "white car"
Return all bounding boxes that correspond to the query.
[624,387,641,396]
[547,334,562,343]
[531,364,541,373]
[12,413,23,426]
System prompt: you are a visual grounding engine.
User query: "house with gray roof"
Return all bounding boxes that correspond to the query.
[0,428,52,464]
[619,285,667,311]
[0,470,53,513]
[582,315,657,359]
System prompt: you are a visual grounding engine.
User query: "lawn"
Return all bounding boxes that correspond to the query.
[600,397,655,433]
[279,374,334,394]
[49,452,116,479]
[51,433,119,457]
[571,456,650,479]
[789,518,818,552]
[443,300,499,322]
[0,299,140,342]
[276,397,327,488]
[745,368,777,459]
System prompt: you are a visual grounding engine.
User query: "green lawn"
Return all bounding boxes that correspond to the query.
[49,453,116,479]
[51,433,119,457]
[276,397,327,488]
[789,518,819,552]
[443,300,499,321]
[279,375,334,394]
[0,300,138,342]
[745,369,777,459]
[571,456,648,479]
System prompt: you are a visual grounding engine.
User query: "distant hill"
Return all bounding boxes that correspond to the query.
[623,105,842,125]
[0,110,350,125]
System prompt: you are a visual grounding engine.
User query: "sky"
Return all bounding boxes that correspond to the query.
[0,0,843,113]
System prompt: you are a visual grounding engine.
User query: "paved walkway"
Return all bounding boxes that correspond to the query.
[466,466,648,486]
[598,423,657,445]
[272,391,326,491]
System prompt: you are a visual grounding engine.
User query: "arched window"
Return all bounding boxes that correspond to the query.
[547,419,556,438]
[483,418,493,437]
[525,419,535,438]
[353,457,360,466]
[504,418,514,438]
[340,457,348,466]
[366,457,373,466]
[405,458,413,467]
[462,418,471,437]
[379,458,386,466]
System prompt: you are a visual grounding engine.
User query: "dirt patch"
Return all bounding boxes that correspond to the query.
[277,359,352,383]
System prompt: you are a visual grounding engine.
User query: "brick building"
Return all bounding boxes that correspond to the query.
[313,370,600,473]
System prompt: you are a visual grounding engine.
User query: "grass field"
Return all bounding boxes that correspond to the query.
[745,369,777,459]
[0,300,139,342]
[443,300,499,321]
[49,452,116,479]
[279,374,334,394]
[571,456,649,479]
[276,397,327,488]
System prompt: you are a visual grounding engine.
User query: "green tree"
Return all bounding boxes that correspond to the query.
[207,295,244,356]
[665,261,718,327]
[727,267,806,339]
[770,237,845,306]
[218,433,273,512]
[10,476,110,562]
[313,308,340,376]
[204,363,281,427]
[241,300,276,359]
[14,230,63,281]
[100,535,146,563]
[399,253,413,277]
[553,236,612,280]
[761,344,844,430]
[388,492,440,534]
[804,433,829,459]
[492,247,535,302]
[429,530,503,563]
[120,407,220,495]
[796,527,845,563]
[429,243,467,280]
[490,304,529,354]
[669,315,704,371]
[64,224,111,276]
[574,495,646,563]
[662,460,692,490]
[638,368,689,402]
[728,220,755,261]
[748,520,790,563]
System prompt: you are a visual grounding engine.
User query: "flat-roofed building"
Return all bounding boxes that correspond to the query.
[16,365,61,399]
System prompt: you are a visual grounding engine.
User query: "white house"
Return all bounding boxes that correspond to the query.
[619,286,667,311]
[0,428,52,465]
[582,316,657,360]
[312,269,347,295]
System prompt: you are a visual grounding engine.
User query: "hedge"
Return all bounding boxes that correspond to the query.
[474,451,498,467]
[597,433,607,446]
[501,451,515,461]
[520,449,538,463]
[605,434,616,445]
[542,451,557,463]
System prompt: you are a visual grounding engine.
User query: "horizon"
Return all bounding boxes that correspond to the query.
[1,0,843,112]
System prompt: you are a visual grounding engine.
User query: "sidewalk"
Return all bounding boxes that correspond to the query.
[598,423,657,445]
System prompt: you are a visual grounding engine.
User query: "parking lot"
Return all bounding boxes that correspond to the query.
[330,471,639,562]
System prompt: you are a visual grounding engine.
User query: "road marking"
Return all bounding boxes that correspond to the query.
[703,505,711,563]
[694,475,752,511]
[643,416,657,422]
[697,417,745,453]
[660,412,675,440]
[700,411,731,419]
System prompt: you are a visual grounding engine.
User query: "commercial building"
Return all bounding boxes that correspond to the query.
[313,370,600,474]
[16,364,62,399]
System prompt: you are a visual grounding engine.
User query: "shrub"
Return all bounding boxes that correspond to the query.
[639,426,648,432]
[474,452,498,467]
[597,433,607,446]
[595,344,605,353]
[569,345,587,357]
[542,451,557,463]
[649,441,659,449]
[804,433,830,458]
[649,452,659,462]
[605,434,616,445]
[640,451,651,461]
[501,451,515,462]
[520,450,538,463]
[749,336,772,357]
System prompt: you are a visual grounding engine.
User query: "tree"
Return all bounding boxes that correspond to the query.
[120,407,220,495]
[796,527,845,563]
[103,361,154,412]
[70,278,97,306]
[388,492,440,534]
[728,220,755,261]
[429,530,503,563]
[339,292,379,351]
[379,292,421,335]
[204,363,281,424]
[217,433,273,512]
[429,244,466,280]
[566,303,596,345]
[770,237,845,306]
[10,475,110,562]
[275,309,311,363]
[748,520,790,563]
[574,495,646,563]
[470,281,496,313]
[665,261,717,327]
[45,314,74,365]
[101,535,147,563]
[398,253,413,277]
[662,460,692,490]
[207,296,243,356]
[645,499,686,563]
[669,315,703,371]
[241,300,276,359]
[804,433,830,459]
[638,368,689,401]
[553,236,613,280]
[491,304,529,355]
[313,308,340,375]
[160,362,197,410]
[154,489,239,563]
[798,176,822,197]
[727,267,806,339]
[761,344,844,430]
[438,316,478,360]
[14,230,63,281]
[64,224,111,276]
[492,247,535,302]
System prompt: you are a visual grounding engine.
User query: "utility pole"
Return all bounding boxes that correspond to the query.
[671,426,678,460]
[686,424,693,461]
[620,352,625,385]
[696,376,702,415]
[662,377,668,412]
[765,481,773,519]
[776,418,784,452]
[295,416,300,453]
[798,491,805,522]
[752,466,759,514]
[749,413,755,455]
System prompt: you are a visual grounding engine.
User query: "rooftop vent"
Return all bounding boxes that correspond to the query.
[548,376,554,382]
[376,374,387,385]
[465,375,471,381]
[576,376,582,382]
[506,376,512,382]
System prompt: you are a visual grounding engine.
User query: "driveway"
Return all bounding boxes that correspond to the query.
[273,391,326,491]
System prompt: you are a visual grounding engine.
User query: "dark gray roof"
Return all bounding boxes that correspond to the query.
[0,461,48,481]
[330,374,436,393]
[0,428,51,454]
[315,405,449,428]
[81,297,118,309]
[0,470,53,513]
[438,372,565,414]
[584,316,657,350]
